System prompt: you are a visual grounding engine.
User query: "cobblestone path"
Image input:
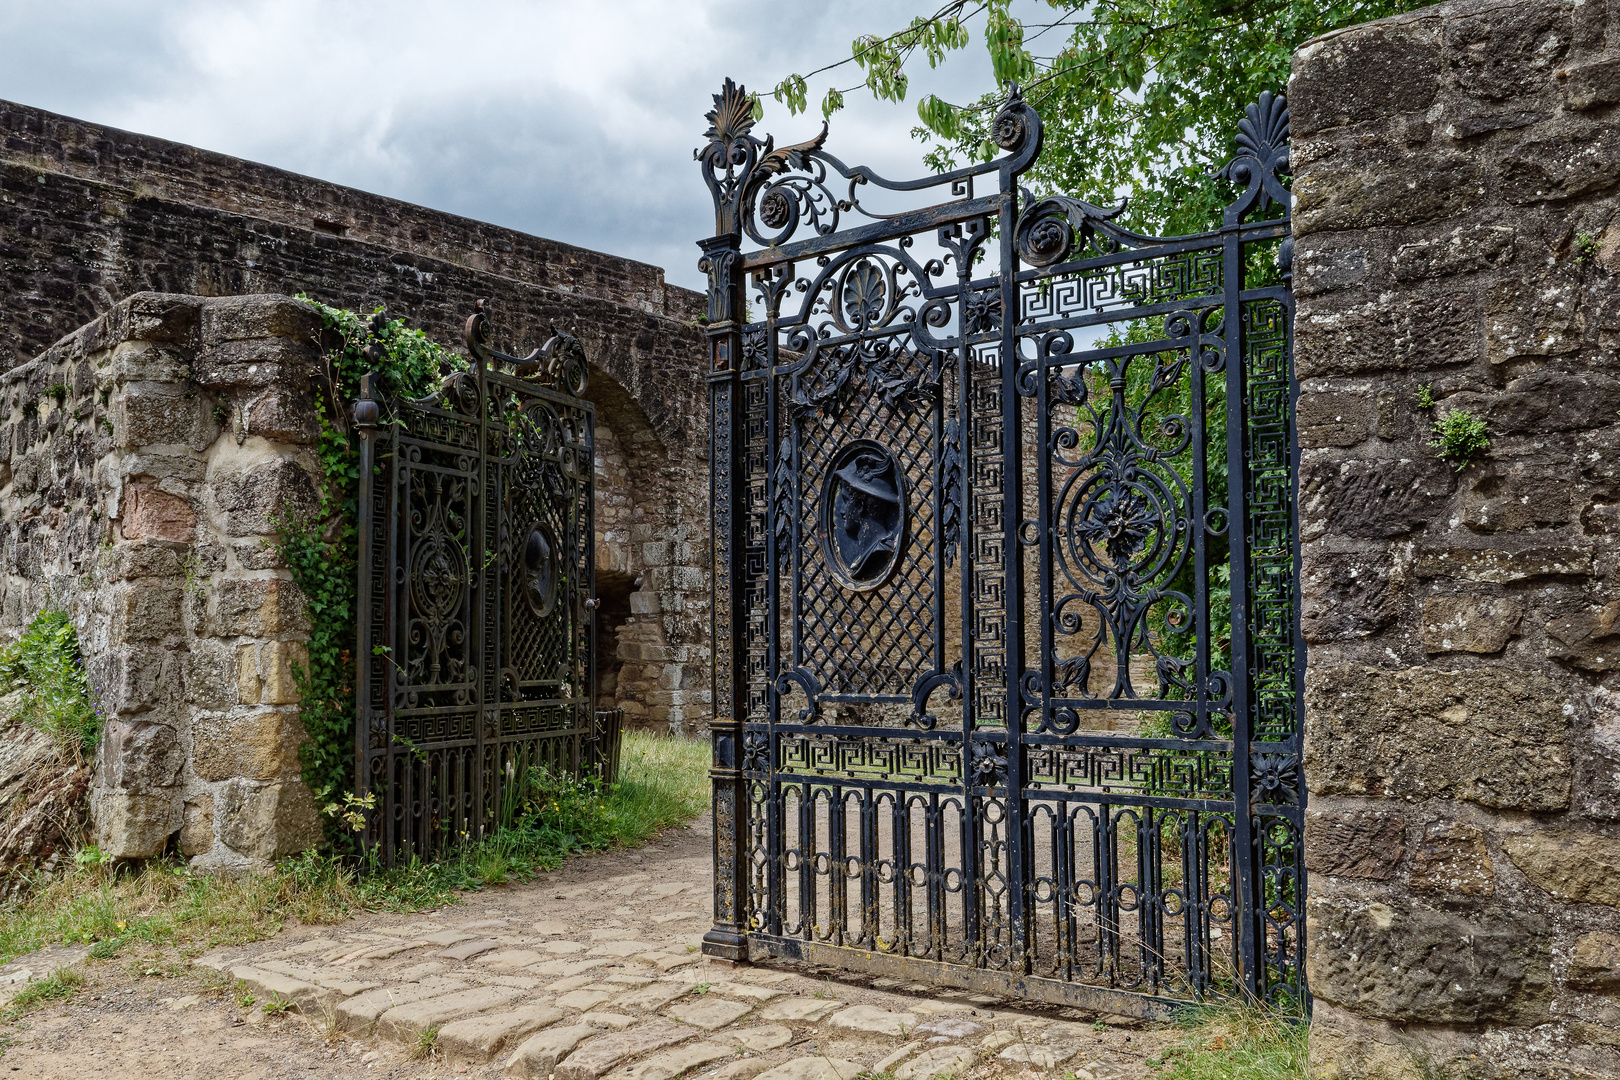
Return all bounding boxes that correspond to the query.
[1,821,1175,1079]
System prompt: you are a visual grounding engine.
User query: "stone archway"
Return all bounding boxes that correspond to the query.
[586,363,708,734]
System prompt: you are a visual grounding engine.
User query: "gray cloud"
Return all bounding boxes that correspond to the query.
[0,0,999,292]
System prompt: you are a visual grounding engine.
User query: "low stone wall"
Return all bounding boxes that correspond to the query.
[1291,0,1620,1075]
[1,292,327,869]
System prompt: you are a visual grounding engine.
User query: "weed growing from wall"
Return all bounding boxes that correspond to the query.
[282,298,466,816]
[0,608,102,758]
[1430,409,1489,471]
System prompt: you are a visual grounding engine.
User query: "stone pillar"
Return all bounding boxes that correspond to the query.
[1291,0,1620,1075]
[1,293,327,870]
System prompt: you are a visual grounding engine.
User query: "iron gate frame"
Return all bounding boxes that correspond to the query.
[353,303,601,867]
[699,82,1304,1016]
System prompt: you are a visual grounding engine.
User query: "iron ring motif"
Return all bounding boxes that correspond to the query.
[817,439,909,592]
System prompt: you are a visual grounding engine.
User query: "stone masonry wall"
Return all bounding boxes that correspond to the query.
[1291,1,1620,1076]
[1,292,329,869]
[0,98,713,735]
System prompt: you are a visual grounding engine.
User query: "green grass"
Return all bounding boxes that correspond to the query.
[1150,1002,1308,1079]
[0,732,710,966]
[0,968,84,1023]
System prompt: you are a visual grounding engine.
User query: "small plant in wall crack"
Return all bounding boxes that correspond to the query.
[1430,408,1489,471]
[1414,383,1435,410]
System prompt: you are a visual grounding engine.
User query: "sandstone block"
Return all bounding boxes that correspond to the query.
[216,779,322,860]
[1413,544,1595,583]
[179,794,214,857]
[1568,932,1620,990]
[117,386,207,450]
[1546,601,1620,673]
[440,938,501,961]
[229,965,325,1013]
[208,577,310,637]
[1502,831,1620,906]
[665,996,750,1031]
[1420,595,1523,654]
[192,708,305,782]
[1391,224,1514,281]
[1408,821,1494,896]
[121,483,196,542]
[212,457,319,538]
[1298,456,1454,539]
[104,538,188,579]
[259,640,306,704]
[93,789,178,859]
[1304,807,1406,880]
[1289,19,1440,137]
[1301,545,1405,644]
[236,645,261,704]
[192,337,319,391]
[757,997,841,1023]
[1444,2,1570,101]
[1305,665,1571,811]
[240,388,320,444]
[721,1025,791,1051]
[100,719,184,793]
[504,1024,598,1078]
[1306,896,1550,1023]
[376,985,526,1040]
[554,1020,697,1080]
[110,581,183,641]
[1559,55,1620,110]
[437,1004,567,1062]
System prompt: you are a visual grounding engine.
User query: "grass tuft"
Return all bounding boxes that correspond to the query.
[1151,1001,1308,1079]
[0,967,85,1022]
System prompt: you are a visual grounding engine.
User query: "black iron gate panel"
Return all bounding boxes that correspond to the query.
[700,83,1303,1016]
[353,305,598,866]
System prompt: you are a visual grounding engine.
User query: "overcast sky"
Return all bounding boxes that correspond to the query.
[0,0,1005,293]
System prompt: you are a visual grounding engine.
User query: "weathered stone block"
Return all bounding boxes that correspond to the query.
[110,581,184,641]
[100,719,184,794]
[1502,831,1620,906]
[1391,224,1514,281]
[196,294,322,346]
[1420,594,1523,654]
[208,577,310,637]
[1302,545,1406,643]
[1293,146,1480,234]
[1298,391,1372,448]
[192,337,318,391]
[103,538,188,580]
[259,640,306,705]
[239,388,319,444]
[192,708,305,782]
[1498,122,1620,206]
[1443,2,1570,101]
[1305,665,1571,810]
[1558,55,1620,110]
[216,779,322,861]
[1546,601,1620,672]
[1462,472,1577,532]
[179,794,214,857]
[1568,932,1620,990]
[93,789,178,860]
[1408,821,1494,896]
[1296,292,1480,379]
[1306,895,1551,1023]
[1289,19,1441,137]
[120,482,196,542]
[211,457,318,538]
[1304,806,1406,880]
[1413,542,1595,582]
[117,385,207,450]
[1300,455,1454,539]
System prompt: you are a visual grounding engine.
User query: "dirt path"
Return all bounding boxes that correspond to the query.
[0,820,1180,1080]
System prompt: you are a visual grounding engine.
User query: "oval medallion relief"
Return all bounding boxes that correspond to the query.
[818,440,909,591]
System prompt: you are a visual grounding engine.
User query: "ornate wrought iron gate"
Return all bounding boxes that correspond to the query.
[699,84,1303,1015]
[353,304,599,866]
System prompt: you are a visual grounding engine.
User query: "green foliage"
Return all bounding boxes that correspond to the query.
[772,0,1430,236]
[0,967,84,1022]
[45,383,69,406]
[1573,232,1600,263]
[1414,383,1435,410]
[1151,1001,1308,1079]
[0,608,103,756]
[1430,409,1489,471]
[280,297,466,812]
[0,732,708,965]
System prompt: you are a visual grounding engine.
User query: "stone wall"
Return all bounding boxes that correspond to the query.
[1,292,329,869]
[1291,1,1620,1075]
[0,99,712,735]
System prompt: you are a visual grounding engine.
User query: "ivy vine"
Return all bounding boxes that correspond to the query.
[282,297,467,821]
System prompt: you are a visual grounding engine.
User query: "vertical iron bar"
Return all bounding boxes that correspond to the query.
[352,375,378,856]
[1222,219,1259,998]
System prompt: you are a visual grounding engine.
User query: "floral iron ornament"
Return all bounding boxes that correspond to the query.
[696,78,828,238]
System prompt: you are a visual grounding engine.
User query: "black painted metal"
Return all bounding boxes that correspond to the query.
[353,303,599,867]
[699,82,1304,1012]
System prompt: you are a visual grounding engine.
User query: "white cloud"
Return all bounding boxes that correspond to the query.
[0,0,999,290]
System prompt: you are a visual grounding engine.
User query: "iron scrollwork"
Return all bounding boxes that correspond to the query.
[700,80,1304,1012]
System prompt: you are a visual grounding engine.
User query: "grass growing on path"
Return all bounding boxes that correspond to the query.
[0,732,710,967]
[1151,1002,1309,1079]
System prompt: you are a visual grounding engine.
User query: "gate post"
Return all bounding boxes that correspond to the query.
[699,229,750,961]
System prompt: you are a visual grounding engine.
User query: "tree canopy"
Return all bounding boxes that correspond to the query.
[771,0,1426,236]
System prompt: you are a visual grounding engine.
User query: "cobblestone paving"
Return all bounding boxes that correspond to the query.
[0,823,1174,1079]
